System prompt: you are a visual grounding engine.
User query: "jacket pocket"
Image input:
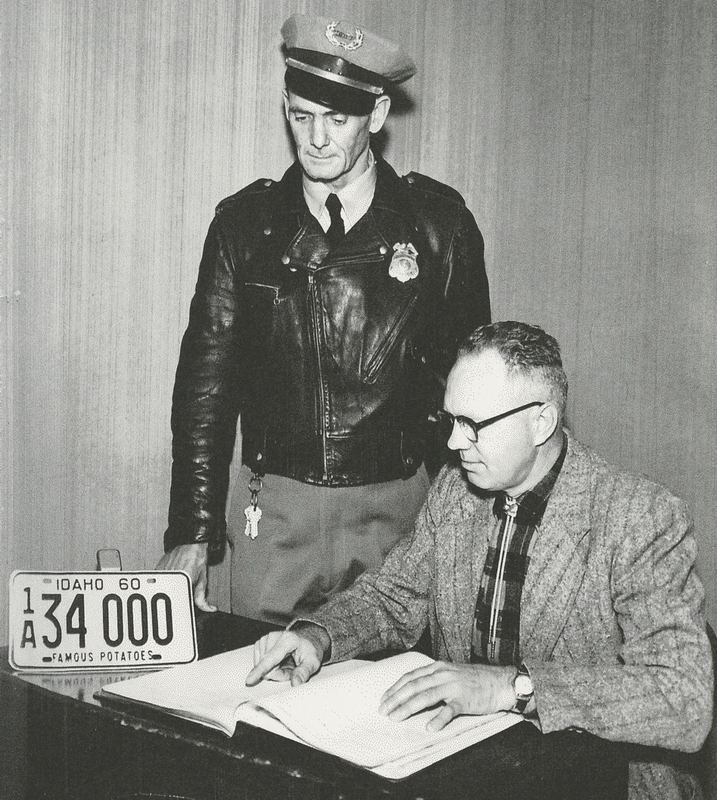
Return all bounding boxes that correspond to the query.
[361,292,420,383]
[244,281,281,305]
[241,282,284,359]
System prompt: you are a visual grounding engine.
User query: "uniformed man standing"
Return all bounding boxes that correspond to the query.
[158,14,491,624]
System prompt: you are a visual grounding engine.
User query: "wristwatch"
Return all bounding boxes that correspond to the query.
[512,663,534,713]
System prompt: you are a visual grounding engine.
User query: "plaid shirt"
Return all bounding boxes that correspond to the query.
[471,439,567,665]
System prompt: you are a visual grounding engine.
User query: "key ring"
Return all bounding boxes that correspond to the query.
[248,474,263,509]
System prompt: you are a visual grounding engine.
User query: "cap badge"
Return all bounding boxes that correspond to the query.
[325,21,364,51]
[389,243,419,283]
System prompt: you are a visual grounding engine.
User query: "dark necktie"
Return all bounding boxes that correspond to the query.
[325,193,345,244]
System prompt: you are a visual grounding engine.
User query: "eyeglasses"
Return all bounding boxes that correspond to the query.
[435,401,544,443]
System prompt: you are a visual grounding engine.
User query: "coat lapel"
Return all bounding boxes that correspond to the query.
[437,481,494,663]
[520,435,594,660]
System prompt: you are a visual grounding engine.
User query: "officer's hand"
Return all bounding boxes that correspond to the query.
[378,661,516,731]
[156,543,217,613]
[246,630,325,688]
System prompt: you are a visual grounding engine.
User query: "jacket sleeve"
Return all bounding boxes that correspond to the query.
[438,202,491,373]
[528,488,713,753]
[425,197,491,477]
[163,215,241,560]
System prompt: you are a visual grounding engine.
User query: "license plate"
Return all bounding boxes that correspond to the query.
[9,571,197,672]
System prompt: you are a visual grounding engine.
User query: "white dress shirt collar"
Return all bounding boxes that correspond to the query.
[302,150,377,234]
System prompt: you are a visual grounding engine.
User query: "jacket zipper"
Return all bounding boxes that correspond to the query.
[308,273,329,481]
[362,292,419,382]
[245,282,280,305]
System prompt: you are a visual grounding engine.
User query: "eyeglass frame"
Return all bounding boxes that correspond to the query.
[435,401,545,443]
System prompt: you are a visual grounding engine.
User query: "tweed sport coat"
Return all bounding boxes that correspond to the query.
[307,432,713,799]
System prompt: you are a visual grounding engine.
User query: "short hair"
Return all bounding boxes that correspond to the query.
[457,322,568,418]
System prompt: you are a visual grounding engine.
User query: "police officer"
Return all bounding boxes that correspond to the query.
[158,14,491,624]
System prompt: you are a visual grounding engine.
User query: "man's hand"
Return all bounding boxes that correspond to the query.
[378,661,516,731]
[156,543,217,613]
[245,630,326,688]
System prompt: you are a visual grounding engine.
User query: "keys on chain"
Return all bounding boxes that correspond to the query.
[243,474,263,540]
[244,504,261,539]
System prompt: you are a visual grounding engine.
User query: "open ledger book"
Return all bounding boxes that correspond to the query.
[98,646,521,779]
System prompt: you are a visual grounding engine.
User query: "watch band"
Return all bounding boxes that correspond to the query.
[512,662,534,713]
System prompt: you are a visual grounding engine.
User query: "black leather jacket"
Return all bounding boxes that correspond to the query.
[165,157,490,557]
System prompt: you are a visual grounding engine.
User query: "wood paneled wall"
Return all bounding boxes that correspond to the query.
[2,0,715,644]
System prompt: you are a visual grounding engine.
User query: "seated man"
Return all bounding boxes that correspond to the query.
[247,321,713,799]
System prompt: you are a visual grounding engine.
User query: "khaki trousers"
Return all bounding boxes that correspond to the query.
[226,464,430,625]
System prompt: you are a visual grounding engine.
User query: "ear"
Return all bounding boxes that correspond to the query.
[533,403,559,447]
[282,88,290,120]
[369,95,391,134]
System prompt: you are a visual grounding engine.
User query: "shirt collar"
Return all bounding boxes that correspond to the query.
[493,437,569,525]
[302,149,377,233]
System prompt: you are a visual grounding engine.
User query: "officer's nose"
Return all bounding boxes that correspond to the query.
[310,118,329,149]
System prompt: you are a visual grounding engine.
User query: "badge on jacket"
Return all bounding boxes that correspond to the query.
[389,243,419,282]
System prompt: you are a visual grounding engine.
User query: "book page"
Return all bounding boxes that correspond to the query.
[236,677,521,778]
[368,712,522,779]
[100,645,366,736]
[241,651,516,768]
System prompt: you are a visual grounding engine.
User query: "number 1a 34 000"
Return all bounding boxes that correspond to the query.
[9,571,197,671]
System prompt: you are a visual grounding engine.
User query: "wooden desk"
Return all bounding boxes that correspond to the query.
[1,611,628,800]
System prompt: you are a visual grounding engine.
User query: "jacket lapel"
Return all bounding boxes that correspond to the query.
[437,484,494,663]
[520,435,594,660]
[368,157,420,244]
